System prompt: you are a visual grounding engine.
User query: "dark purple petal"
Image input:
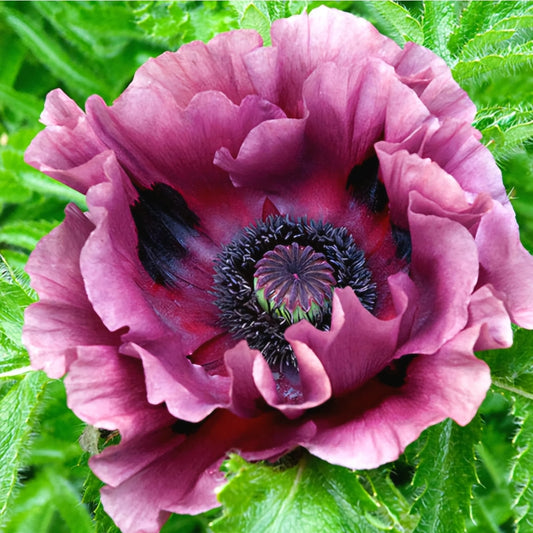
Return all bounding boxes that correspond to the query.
[95,409,313,533]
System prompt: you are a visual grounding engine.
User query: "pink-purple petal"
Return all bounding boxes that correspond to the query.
[305,328,490,469]
[24,89,108,194]
[393,42,476,122]
[378,148,471,229]
[286,287,406,397]
[23,204,116,377]
[129,30,262,108]
[124,341,230,423]
[476,201,533,328]
[247,6,401,116]
[398,210,479,356]
[468,285,513,351]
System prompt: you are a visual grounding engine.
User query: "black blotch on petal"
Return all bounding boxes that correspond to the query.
[346,156,388,213]
[131,182,199,288]
[377,354,416,388]
[171,419,202,435]
[391,224,412,263]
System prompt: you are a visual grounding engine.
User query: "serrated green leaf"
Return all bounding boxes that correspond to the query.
[493,12,533,33]
[132,1,239,48]
[460,29,516,59]
[511,395,533,531]
[0,331,29,374]
[240,4,272,45]
[82,468,120,533]
[474,106,533,159]
[448,1,530,57]
[234,0,307,22]
[0,27,26,87]
[0,371,48,522]
[213,452,417,533]
[411,417,483,533]
[422,1,458,64]
[43,468,94,533]
[0,255,35,351]
[448,1,494,57]
[33,1,143,58]
[2,473,56,533]
[453,41,533,84]
[367,1,424,46]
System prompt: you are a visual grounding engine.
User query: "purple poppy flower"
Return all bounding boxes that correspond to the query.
[22,6,533,533]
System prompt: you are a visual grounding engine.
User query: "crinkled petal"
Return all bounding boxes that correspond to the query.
[286,285,407,396]
[476,201,533,328]
[123,340,230,423]
[398,209,479,355]
[393,42,476,122]
[377,118,508,205]
[378,148,471,229]
[95,410,313,533]
[225,340,332,419]
[301,59,430,173]
[80,156,220,353]
[24,89,108,194]
[214,116,306,190]
[305,328,490,469]
[23,204,117,377]
[245,6,401,116]
[128,30,262,108]
[468,285,513,351]
[87,90,280,244]
[65,345,175,439]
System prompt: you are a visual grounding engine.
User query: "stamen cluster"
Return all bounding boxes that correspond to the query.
[213,216,376,367]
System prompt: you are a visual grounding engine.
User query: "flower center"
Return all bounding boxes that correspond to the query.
[254,243,335,323]
[213,216,376,370]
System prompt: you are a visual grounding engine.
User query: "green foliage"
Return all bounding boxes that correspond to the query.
[511,396,533,532]
[131,1,240,49]
[0,371,48,526]
[367,2,424,46]
[1,380,95,533]
[478,327,533,531]
[409,417,482,532]
[213,452,417,533]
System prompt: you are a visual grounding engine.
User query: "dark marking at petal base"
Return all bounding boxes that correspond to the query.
[347,156,388,213]
[391,224,412,263]
[131,183,199,288]
[377,354,416,387]
[171,419,202,435]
